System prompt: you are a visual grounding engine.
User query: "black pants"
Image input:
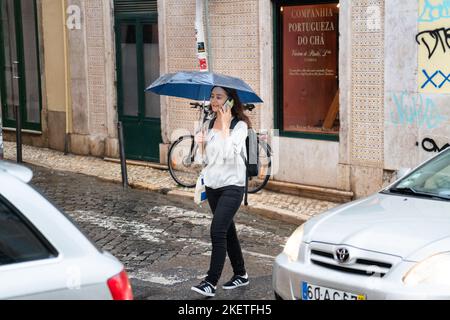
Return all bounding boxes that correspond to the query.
[205,186,246,286]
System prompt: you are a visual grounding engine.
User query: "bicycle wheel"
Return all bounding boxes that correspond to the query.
[247,140,272,194]
[168,135,203,188]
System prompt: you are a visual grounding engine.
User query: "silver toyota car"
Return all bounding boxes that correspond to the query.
[273,147,450,300]
[0,161,133,300]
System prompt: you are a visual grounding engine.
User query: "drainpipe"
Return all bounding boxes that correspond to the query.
[62,0,72,155]
[195,0,209,72]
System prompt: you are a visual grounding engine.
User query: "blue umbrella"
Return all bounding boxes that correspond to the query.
[145,71,263,104]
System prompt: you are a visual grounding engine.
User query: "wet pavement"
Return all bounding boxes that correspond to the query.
[3,141,338,225]
[29,164,298,300]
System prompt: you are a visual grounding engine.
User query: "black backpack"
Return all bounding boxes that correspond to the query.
[208,117,259,206]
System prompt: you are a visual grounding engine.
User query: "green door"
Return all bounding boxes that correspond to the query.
[115,16,161,162]
[0,0,42,131]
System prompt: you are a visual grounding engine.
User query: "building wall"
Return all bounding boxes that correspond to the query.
[42,0,66,114]
[160,0,197,146]
[161,0,262,143]
[384,0,450,171]
[23,0,450,199]
[41,0,67,152]
[66,0,118,158]
[161,0,344,190]
[260,1,341,189]
[274,138,340,188]
[267,0,391,196]
[7,0,118,158]
[342,0,450,198]
[338,0,386,198]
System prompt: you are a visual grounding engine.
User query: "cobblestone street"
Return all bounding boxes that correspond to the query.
[4,141,339,225]
[30,164,298,300]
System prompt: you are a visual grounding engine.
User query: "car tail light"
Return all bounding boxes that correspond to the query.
[107,270,134,300]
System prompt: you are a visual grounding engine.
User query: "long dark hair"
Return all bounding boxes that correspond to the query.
[213,86,252,129]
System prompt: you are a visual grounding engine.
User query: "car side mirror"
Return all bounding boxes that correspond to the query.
[397,167,412,179]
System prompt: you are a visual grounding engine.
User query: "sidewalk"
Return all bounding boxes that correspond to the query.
[3,141,341,225]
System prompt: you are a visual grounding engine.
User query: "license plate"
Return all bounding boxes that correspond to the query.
[302,282,366,300]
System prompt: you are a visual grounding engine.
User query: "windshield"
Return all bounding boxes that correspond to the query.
[391,149,450,199]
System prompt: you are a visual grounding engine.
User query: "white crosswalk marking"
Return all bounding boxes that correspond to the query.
[70,209,278,261]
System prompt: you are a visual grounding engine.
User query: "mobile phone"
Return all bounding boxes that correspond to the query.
[222,99,234,112]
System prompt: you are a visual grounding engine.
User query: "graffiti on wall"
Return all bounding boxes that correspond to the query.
[416,27,450,59]
[418,0,450,93]
[390,92,447,129]
[420,138,450,152]
[421,70,450,89]
[419,0,450,22]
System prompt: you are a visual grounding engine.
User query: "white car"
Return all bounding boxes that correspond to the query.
[273,147,450,300]
[0,161,133,300]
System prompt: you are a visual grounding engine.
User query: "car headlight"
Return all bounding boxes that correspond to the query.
[403,253,450,286]
[283,225,305,262]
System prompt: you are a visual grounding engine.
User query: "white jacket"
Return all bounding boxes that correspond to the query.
[196,118,248,189]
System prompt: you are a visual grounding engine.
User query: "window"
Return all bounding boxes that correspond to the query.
[275,1,340,140]
[395,149,450,197]
[143,23,160,119]
[0,197,56,266]
[0,0,42,131]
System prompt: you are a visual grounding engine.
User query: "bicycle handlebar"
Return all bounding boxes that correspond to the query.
[190,102,256,111]
[190,102,204,108]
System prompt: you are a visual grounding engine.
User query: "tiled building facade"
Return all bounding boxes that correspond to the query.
[2,0,449,198]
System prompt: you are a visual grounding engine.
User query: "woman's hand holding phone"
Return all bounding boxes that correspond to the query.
[222,99,234,113]
[219,99,233,138]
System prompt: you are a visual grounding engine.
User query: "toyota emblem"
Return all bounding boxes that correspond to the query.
[336,248,350,263]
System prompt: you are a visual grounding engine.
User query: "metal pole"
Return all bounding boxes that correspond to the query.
[195,0,209,72]
[0,109,3,160]
[117,121,128,189]
[15,105,22,163]
[204,0,213,71]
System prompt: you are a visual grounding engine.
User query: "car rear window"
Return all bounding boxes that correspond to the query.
[0,197,57,266]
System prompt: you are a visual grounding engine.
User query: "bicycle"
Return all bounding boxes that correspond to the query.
[168,102,272,194]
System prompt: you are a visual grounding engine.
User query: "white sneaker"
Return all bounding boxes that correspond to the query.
[222,274,249,290]
[191,281,216,297]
